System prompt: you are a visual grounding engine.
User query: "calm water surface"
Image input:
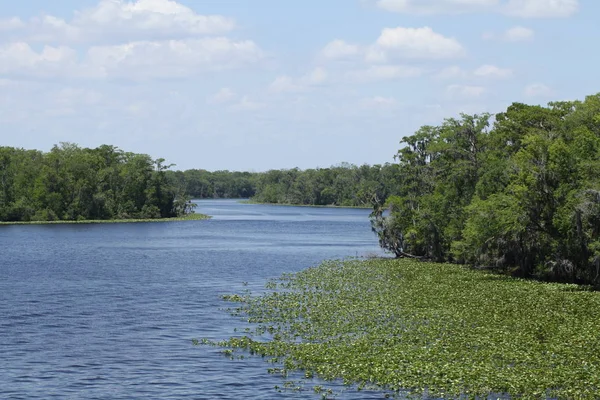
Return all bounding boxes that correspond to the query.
[0,200,392,399]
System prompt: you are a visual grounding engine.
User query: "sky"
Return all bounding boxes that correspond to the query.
[0,0,598,171]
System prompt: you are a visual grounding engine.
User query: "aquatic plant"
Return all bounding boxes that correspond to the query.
[206,258,600,399]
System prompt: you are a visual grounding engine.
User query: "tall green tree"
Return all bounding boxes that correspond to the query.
[373,93,600,285]
[0,143,188,222]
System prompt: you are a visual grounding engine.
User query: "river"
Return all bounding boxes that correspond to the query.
[0,200,391,399]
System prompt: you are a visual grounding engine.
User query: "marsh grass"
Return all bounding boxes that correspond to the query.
[0,213,210,225]
[207,258,600,399]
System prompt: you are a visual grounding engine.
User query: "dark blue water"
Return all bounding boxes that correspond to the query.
[0,200,389,399]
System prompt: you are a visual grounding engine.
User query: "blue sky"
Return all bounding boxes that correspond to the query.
[0,0,597,171]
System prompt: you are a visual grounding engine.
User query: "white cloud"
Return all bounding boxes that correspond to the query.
[125,102,148,117]
[210,87,237,104]
[481,31,495,40]
[364,48,387,64]
[0,38,264,80]
[361,96,399,108]
[305,67,328,85]
[0,1,263,81]
[504,26,535,41]
[269,67,328,93]
[473,64,513,78]
[320,39,360,60]
[377,0,499,14]
[483,26,535,41]
[271,64,418,92]
[5,0,236,44]
[347,65,422,82]
[504,0,578,18]
[435,65,513,81]
[232,96,266,111]
[86,38,264,79]
[0,42,79,78]
[369,27,465,62]
[0,17,25,31]
[435,65,467,79]
[21,16,81,43]
[447,84,486,98]
[377,0,578,17]
[269,76,304,93]
[56,88,102,106]
[44,107,78,117]
[78,0,235,34]
[319,27,463,73]
[524,83,553,97]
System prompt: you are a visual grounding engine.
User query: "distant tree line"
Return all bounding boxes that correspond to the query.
[165,163,402,208]
[250,163,402,207]
[0,143,193,222]
[0,144,401,223]
[371,94,600,285]
[166,169,256,199]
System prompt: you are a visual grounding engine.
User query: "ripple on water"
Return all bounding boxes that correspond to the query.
[0,201,384,399]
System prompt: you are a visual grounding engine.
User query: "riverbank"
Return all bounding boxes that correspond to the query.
[214,258,600,399]
[239,200,371,209]
[0,213,210,225]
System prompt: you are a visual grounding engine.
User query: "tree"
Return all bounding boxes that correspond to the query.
[373,93,600,285]
[0,144,188,222]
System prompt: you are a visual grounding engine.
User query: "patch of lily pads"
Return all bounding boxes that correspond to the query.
[198,258,600,399]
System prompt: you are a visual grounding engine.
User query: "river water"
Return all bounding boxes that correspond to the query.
[0,200,391,399]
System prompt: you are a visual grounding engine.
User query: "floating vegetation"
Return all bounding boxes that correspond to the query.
[200,258,600,399]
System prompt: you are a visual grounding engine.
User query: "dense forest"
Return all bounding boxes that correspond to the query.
[166,163,401,207]
[166,169,256,200]
[0,145,388,222]
[371,93,600,285]
[0,143,194,222]
[249,163,402,207]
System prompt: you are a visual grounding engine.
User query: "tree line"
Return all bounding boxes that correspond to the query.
[165,163,402,208]
[0,143,193,222]
[248,163,402,207]
[0,144,398,222]
[166,169,256,200]
[371,93,600,285]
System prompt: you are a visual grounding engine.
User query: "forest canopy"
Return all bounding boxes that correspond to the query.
[0,144,392,223]
[0,143,193,222]
[371,93,600,285]
[166,163,401,208]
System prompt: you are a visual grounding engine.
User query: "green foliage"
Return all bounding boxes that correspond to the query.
[166,169,256,199]
[163,160,402,208]
[210,258,600,399]
[251,163,401,207]
[0,143,195,222]
[372,93,600,285]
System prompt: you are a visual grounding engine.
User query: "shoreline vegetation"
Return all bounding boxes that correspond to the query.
[367,94,600,286]
[169,162,399,208]
[0,212,210,225]
[238,199,371,209]
[0,143,197,224]
[205,258,600,399]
